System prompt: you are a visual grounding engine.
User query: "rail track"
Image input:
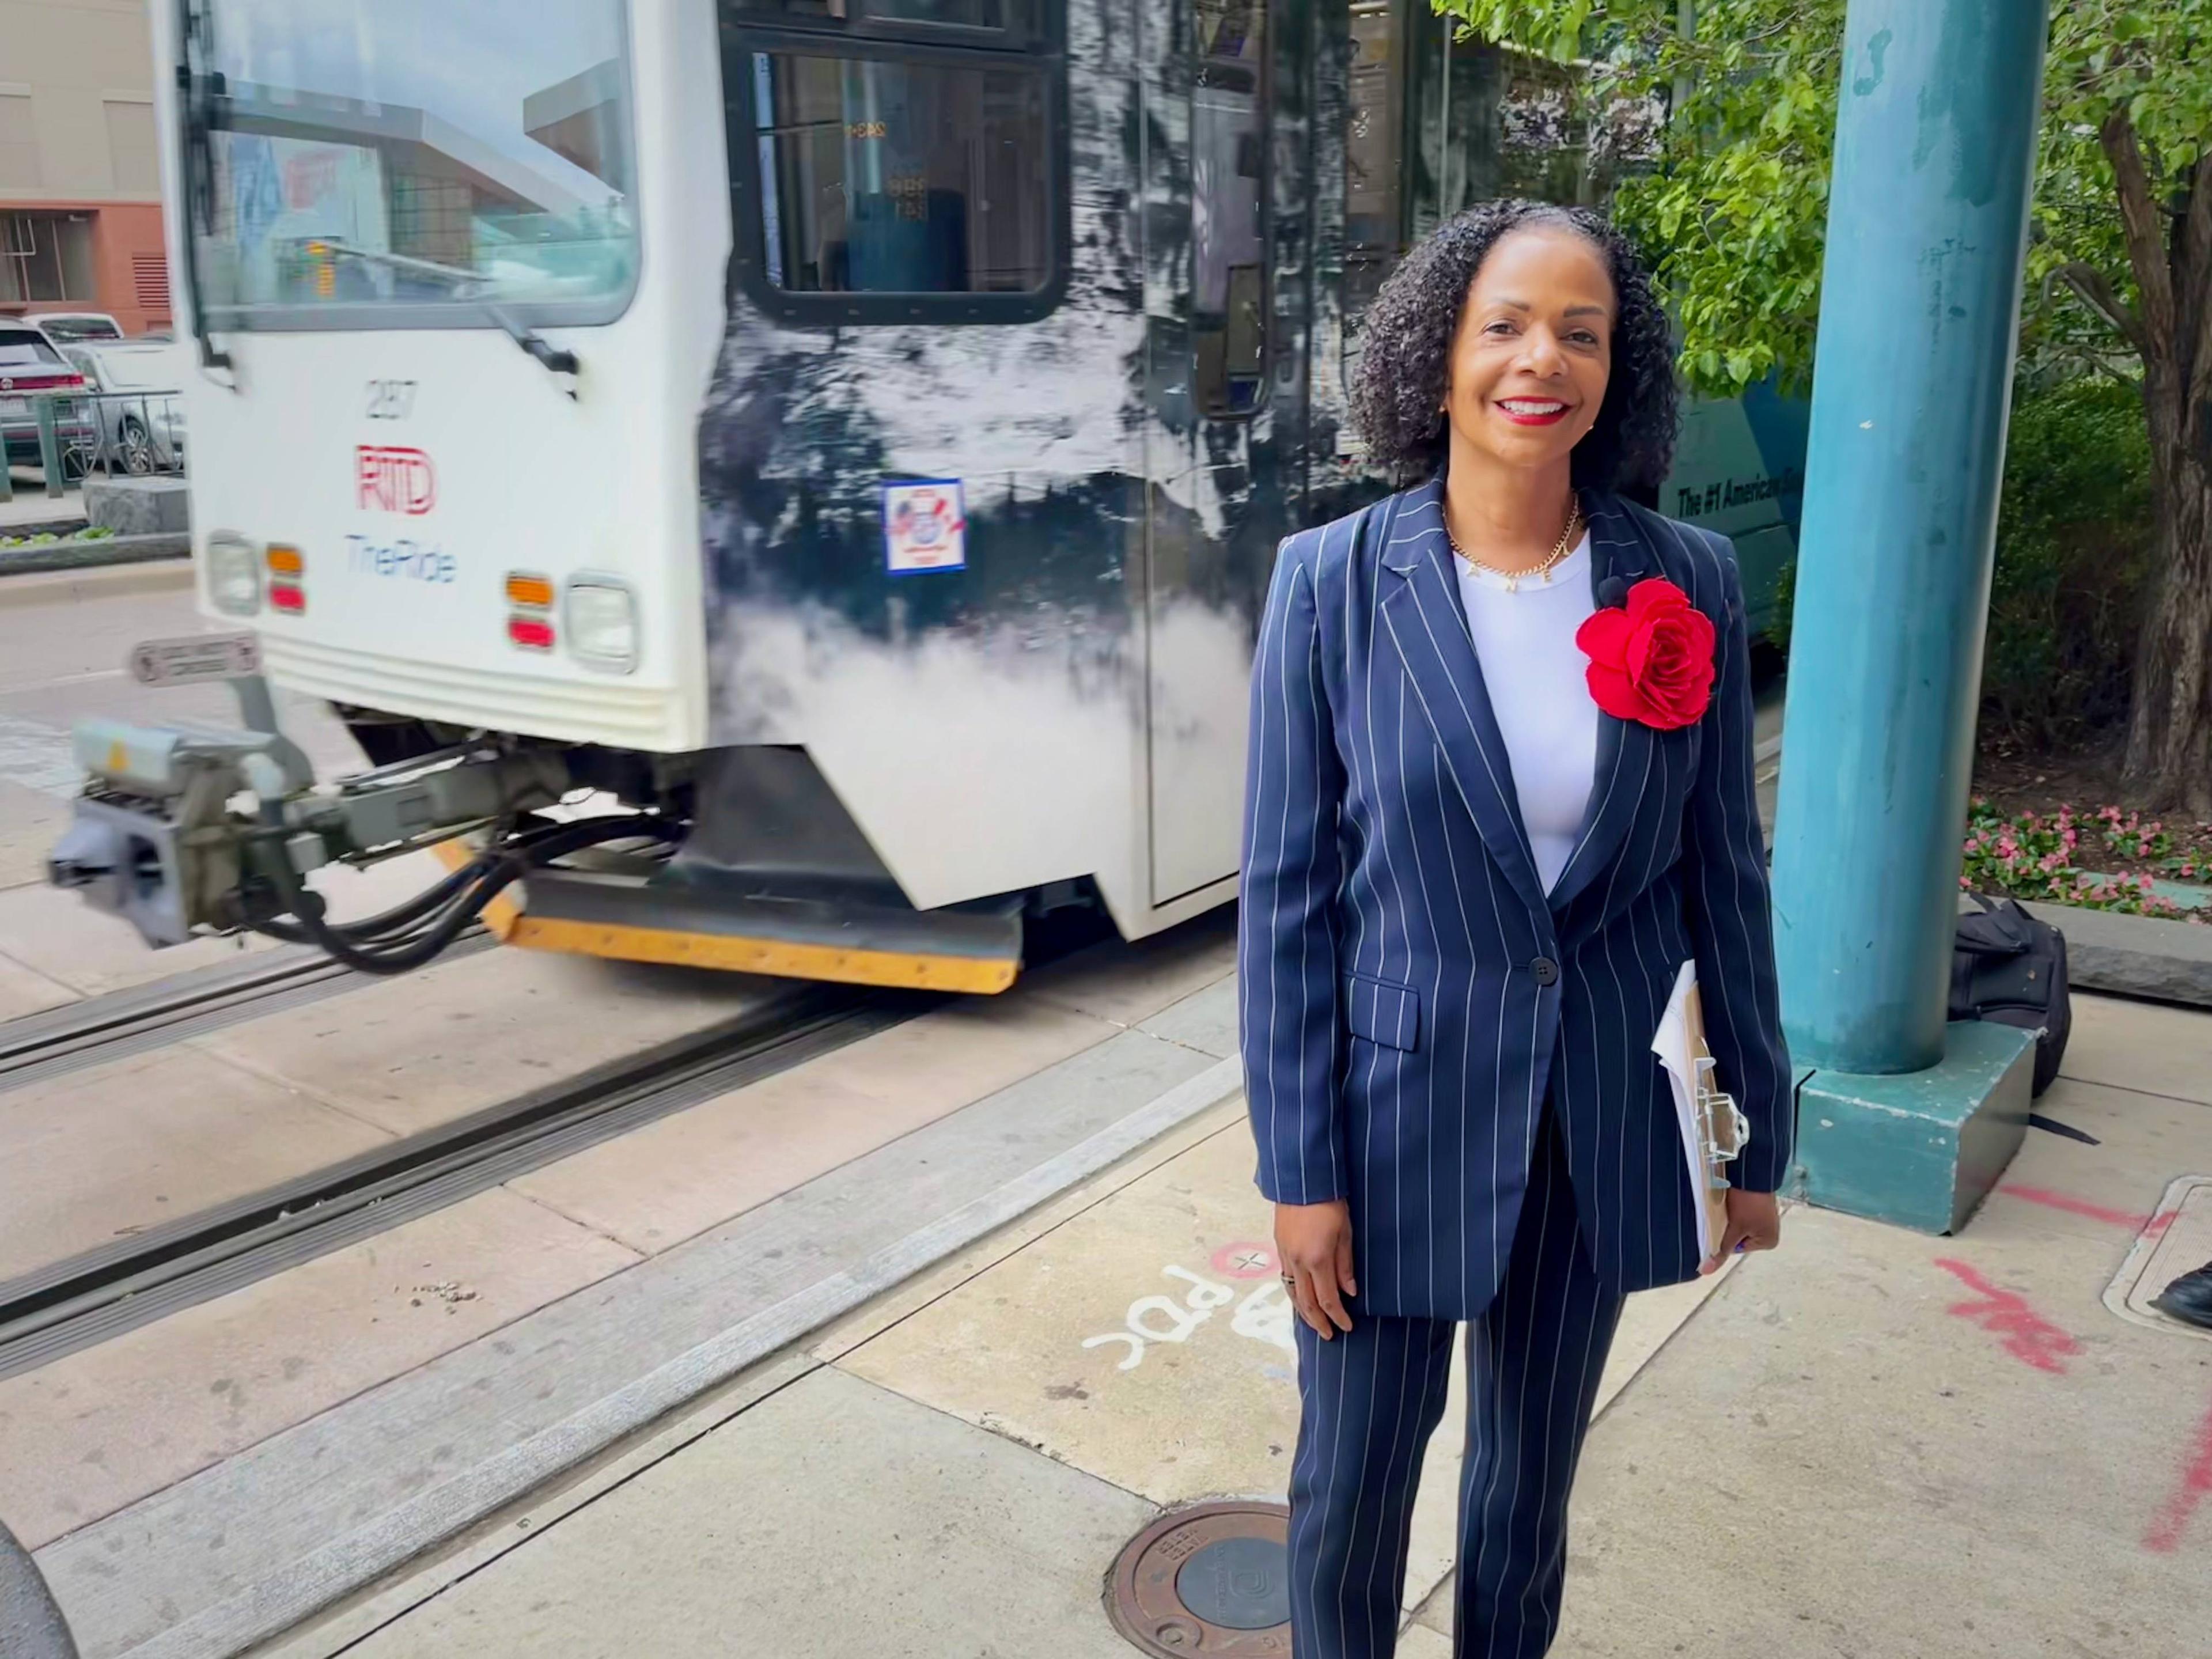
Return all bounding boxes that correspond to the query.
[0,931,494,1097]
[0,981,919,1380]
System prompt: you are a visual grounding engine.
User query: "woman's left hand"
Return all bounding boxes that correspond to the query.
[1700,1189,1782,1275]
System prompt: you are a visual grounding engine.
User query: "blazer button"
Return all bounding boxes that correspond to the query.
[1529,956,1560,987]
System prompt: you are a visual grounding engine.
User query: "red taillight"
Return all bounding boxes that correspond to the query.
[269,584,306,614]
[9,372,84,392]
[508,616,555,652]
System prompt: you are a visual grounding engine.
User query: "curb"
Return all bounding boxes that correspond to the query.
[0,559,194,611]
[2019,897,2212,1009]
[0,532,190,578]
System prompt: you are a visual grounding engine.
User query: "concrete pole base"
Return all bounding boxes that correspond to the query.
[1793,1021,2037,1234]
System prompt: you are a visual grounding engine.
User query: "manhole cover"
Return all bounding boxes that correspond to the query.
[1107,1501,1291,1656]
[2104,1176,2212,1343]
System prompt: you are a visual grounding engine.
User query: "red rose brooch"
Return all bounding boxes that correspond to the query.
[1574,578,1717,730]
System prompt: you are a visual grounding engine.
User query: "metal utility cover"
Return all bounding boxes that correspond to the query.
[2103,1176,2212,1342]
[1108,1501,1291,1655]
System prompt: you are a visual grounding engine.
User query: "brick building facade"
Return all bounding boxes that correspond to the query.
[1,0,171,336]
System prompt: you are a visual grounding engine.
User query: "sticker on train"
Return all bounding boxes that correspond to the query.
[882,479,967,575]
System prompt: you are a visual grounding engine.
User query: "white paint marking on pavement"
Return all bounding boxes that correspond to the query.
[1081,1264,1296,1372]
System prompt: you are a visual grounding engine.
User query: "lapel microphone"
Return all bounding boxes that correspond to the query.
[1596,576,1630,609]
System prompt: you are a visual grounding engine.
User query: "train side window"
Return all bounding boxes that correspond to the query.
[724,3,1069,324]
[1192,0,1269,418]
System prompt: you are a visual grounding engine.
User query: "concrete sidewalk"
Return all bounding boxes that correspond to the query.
[255,990,2212,1659]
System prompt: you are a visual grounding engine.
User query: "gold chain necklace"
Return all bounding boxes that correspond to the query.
[1447,497,1583,594]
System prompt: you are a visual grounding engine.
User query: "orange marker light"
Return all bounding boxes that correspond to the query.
[505,573,555,609]
[266,544,304,575]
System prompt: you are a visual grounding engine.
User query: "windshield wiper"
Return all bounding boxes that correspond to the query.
[310,238,581,396]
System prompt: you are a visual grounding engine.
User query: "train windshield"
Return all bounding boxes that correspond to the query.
[181,0,640,326]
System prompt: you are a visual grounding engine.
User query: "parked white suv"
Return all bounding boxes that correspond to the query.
[24,312,126,344]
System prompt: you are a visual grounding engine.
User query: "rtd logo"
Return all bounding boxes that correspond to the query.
[356,446,437,516]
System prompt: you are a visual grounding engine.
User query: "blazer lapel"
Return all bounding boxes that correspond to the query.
[1374,479,1551,922]
[1547,491,1660,915]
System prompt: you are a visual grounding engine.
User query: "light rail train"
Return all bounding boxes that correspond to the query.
[51,0,1806,993]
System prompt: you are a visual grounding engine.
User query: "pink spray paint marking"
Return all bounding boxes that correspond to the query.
[1997,1183,2149,1230]
[2144,1392,2212,1554]
[1934,1258,2085,1375]
[1210,1242,1279,1280]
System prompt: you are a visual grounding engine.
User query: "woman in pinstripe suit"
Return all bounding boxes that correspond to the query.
[1237,200,1792,1657]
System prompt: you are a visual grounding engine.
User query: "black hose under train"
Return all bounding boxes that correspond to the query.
[251,815,680,976]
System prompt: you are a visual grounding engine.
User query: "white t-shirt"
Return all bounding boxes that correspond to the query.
[1453,533,1600,895]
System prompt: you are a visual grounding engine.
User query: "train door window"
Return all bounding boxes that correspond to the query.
[1343,0,1403,325]
[724,1,1067,324]
[1341,5,1515,395]
[1192,0,1268,418]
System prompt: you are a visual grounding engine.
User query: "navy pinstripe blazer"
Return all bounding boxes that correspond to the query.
[1237,476,1792,1319]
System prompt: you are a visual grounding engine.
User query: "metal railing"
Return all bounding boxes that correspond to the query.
[1,388,187,503]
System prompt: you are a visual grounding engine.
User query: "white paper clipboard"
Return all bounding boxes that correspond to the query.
[1652,960,1752,1260]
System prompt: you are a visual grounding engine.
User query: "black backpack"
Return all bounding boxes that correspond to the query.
[1950,893,2071,1097]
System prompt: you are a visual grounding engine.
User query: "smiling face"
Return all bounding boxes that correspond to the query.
[1441,225,1616,478]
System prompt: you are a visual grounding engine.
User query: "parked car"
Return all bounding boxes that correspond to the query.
[61,339,187,474]
[25,312,126,344]
[0,323,98,475]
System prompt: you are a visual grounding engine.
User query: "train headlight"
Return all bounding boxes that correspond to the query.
[565,578,639,674]
[205,533,262,617]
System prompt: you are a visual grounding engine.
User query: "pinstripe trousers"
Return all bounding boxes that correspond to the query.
[1286,1107,1624,1658]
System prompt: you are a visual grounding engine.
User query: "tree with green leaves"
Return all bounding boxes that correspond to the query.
[1438,0,2212,813]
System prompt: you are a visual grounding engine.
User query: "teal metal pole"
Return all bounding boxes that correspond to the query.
[1771,0,2048,1074]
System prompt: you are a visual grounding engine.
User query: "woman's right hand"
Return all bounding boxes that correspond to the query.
[1275,1200,1357,1338]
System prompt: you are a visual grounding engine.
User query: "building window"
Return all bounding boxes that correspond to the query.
[0,213,96,306]
[1192,0,1269,417]
[104,99,161,196]
[0,92,39,190]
